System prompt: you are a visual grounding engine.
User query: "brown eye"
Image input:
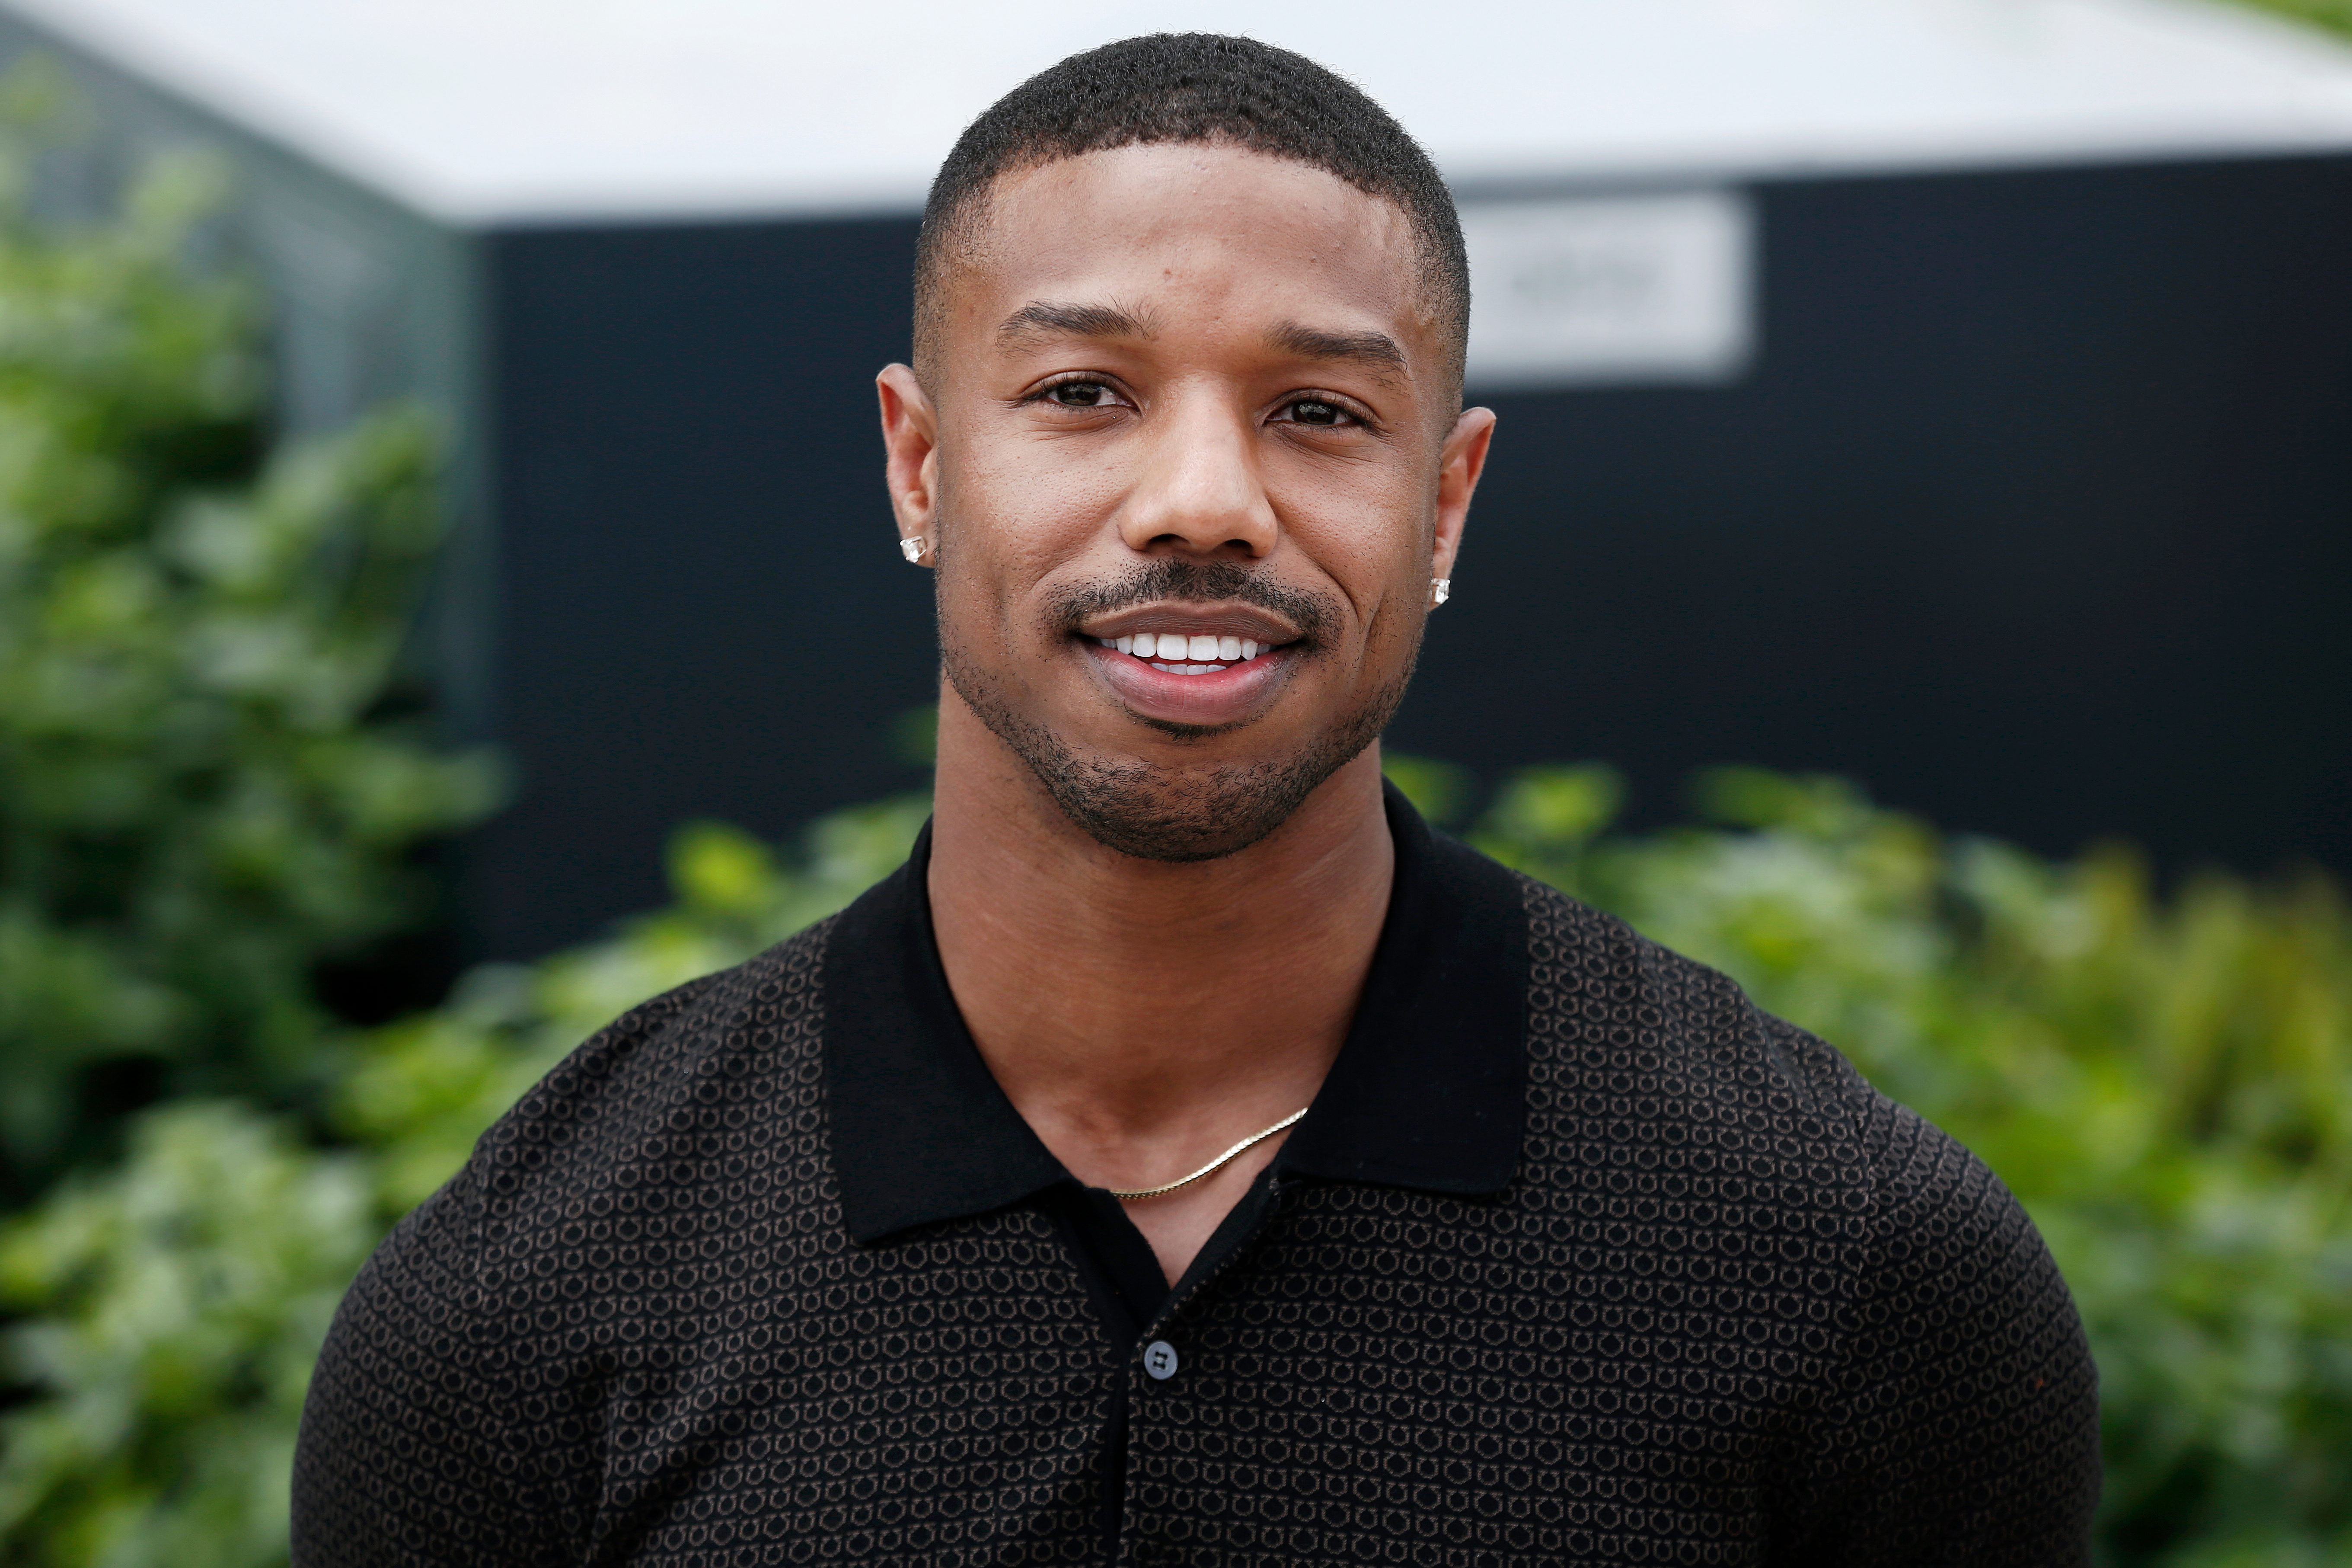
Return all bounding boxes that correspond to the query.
[1049,381,1110,407]
[1288,399,1347,427]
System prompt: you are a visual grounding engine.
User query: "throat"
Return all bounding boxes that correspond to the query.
[924,712,1397,1280]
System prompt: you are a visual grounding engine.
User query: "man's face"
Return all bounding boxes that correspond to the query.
[880,142,1493,860]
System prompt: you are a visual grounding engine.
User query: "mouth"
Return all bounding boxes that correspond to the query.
[1091,630,1281,676]
[1072,606,1305,726]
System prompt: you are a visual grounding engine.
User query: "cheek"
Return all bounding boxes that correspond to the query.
[947,436,1127,576]
[1276,487,1433,626]
[933,479,1099,665]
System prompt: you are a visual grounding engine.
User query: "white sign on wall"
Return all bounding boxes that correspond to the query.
[1460,191,1754,390]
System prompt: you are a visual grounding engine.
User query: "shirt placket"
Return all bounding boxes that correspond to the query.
[1110,1178,1291,1567]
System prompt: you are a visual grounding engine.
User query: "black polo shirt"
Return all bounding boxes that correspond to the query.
[294,788,2100,1567]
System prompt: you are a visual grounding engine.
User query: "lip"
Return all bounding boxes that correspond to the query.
[1082,638,1295,728]
[1078,601,1302,646]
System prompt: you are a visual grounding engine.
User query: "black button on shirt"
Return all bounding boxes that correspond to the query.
[294,787,2101,1566]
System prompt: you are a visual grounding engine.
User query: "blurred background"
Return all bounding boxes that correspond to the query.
[0,1,2345,1563]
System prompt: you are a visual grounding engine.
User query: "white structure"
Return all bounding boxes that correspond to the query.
[16,0,2352,392]
[13,0,2352,221]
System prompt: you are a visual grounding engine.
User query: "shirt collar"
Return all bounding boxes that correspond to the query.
[822,782,1530,1245]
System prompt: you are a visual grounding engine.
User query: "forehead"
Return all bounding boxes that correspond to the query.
[945,143,1432,354]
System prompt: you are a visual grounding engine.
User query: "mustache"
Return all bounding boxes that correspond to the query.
[1040,559,1340,643]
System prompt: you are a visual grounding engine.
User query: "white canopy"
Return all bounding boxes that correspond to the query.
[14,0,2352,222]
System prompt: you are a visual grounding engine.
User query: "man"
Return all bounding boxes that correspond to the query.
[295,34,2099,1566]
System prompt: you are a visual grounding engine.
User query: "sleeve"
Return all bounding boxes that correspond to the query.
[290,1162,596,1568]
[291,964,747,1565]
[1781,1078,2103,1567]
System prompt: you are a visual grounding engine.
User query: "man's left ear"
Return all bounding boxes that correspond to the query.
[1431,405,1497,591]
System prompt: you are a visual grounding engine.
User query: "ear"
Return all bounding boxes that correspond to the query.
[1431,406,1496,585]
[877,364,940,564]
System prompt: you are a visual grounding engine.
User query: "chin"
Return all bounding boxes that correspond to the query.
[1051,763,1320,863]
[949,647,1406,863]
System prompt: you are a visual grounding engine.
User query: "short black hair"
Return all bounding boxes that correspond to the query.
[914,34,1468,397]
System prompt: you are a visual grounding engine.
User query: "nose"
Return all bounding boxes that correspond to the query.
[1114,390,1280,559]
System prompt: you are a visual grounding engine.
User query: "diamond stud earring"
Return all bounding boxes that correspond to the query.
[1430,578,1451,607]
[900,537,926,564]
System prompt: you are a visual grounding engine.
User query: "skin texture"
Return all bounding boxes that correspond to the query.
[878,143,1494,1282]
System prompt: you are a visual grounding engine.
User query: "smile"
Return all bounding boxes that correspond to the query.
[1094,632,1275,676]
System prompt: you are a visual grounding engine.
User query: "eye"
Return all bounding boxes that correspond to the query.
[1044,380,1117,408]
[1278,398,1355,428]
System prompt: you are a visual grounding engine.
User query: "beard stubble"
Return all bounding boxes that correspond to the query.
[938,557,1419,862]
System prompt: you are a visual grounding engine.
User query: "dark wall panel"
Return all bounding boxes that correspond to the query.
[469,155,2352,959]
[1398,153,2352,875]
[475,217,935,958]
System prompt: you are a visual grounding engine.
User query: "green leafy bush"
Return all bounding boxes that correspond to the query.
[4,763,2345,1565]
[0,118,496,1190]
[0,796,929,1568]
[0,1105,369,1568]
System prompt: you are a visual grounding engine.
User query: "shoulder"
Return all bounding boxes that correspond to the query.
[296,921,843,1563]
[1507,866,2077,1352]
[373,917,839,1296]
[1507,873,2098,1552]
[1513,868,2081,1268]
[1513,869,1870,1143]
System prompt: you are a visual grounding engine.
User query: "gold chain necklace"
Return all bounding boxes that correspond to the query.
[1105,1106,1310,1201]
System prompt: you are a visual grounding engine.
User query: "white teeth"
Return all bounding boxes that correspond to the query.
[1112,632,1280,667]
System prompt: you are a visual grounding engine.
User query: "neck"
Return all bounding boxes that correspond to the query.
[925,692,1394,1197]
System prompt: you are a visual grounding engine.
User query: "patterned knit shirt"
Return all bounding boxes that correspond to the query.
[294,788,2100,1566]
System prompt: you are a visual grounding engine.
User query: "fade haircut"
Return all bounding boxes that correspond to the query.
[913,33,1469,399]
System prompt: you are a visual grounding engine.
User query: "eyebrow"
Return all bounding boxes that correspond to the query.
[997,300,1156,347]
[1266,321,1408,380]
